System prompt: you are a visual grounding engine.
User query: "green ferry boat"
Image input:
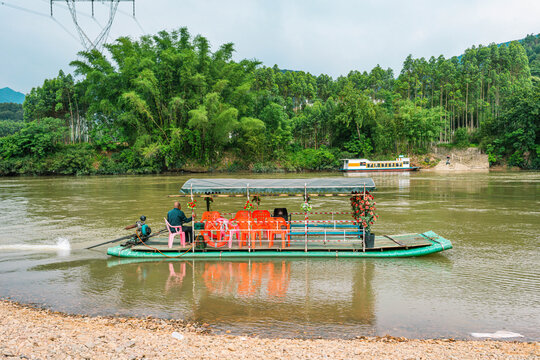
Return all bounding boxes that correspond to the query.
[107,178,452,259]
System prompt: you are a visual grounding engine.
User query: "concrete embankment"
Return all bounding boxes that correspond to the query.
[1,300,537,359]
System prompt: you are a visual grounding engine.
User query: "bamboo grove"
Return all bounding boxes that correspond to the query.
[1,29,538,175]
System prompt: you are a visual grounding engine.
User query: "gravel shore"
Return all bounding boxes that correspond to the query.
[1,300,537,359]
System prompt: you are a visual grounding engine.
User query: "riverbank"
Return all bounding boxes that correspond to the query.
[1,300,537,359]
[412,147,490,171]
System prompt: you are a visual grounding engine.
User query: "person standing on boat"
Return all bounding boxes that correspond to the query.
[167,201,194,243]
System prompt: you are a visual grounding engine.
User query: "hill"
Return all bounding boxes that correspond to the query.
[0,87,25,104]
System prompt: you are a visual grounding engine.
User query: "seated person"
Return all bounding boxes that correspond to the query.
[167,201,195,242]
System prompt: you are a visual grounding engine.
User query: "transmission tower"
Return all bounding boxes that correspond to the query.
[50,0,135,51]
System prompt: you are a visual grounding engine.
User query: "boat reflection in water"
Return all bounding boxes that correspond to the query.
[23,256,453,338]
[110,258,376,336]
[200,261,291,298]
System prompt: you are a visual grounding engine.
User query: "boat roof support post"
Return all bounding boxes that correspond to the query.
[304,182,308,252]
[190,183,196,253]
[362,184,366,252]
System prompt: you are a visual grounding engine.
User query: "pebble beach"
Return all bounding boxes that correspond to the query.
[1,300,537,359]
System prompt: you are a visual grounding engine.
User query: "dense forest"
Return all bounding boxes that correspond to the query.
[0,103,24,138]
[0,29,538,175]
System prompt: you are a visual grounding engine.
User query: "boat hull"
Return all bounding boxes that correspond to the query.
[107,231,451,259]
[341,167,420,172]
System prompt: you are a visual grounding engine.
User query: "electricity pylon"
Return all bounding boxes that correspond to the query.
[50,0,135,51]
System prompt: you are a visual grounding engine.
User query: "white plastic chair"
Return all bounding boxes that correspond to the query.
[164,218,186,248]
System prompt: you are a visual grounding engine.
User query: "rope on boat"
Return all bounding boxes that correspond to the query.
[289,211,353,215]
[423,234,444,250]
[199,219,356,223]
[289,219,355,223]
[383,234,405,247]
[213,211,354,216]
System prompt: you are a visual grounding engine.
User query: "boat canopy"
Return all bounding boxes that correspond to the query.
[179,178,376,195]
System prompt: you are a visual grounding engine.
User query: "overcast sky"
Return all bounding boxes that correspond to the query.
[1,0,539,94]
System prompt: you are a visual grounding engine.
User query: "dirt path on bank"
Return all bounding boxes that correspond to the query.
[1,300,537,359]
[415,148,490,171]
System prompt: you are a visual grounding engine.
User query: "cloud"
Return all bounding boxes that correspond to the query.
[0,0,538,93]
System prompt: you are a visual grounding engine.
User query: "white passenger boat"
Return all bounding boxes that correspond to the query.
[341,156,419,172]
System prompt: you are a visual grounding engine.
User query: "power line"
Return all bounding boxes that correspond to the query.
[96,1,145,35]
[0,1,80,43]
[2,0,139,50]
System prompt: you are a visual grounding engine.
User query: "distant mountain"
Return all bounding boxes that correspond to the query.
[0,87,25,104]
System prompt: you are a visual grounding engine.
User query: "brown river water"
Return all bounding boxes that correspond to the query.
[0,172,538,340]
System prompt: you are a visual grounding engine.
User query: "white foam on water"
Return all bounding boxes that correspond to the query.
[471,330,524,338]
[0,237,71,255]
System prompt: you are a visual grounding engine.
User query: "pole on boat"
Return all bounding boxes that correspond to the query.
[247,183,251,252]
[85,228,167,250]
[304,182,308,252]
[85,234,133,249]
[362,184,366,252]
[191,184,195,253]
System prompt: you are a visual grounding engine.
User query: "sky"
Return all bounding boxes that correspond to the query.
[0,0,539,94]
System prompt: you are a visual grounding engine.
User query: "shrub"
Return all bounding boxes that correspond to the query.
[0,120,24,137]
[453,128,469,148]
[47,144,96,175]
[290,147,338,171]
[0,118,66,158]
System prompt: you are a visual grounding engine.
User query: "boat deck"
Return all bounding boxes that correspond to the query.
[108,231,451,258]
[130,233,433,252]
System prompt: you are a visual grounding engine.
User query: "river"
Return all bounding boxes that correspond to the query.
[0,171,538,340]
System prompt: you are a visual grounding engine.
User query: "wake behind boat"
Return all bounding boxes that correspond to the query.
[106,178,451,258]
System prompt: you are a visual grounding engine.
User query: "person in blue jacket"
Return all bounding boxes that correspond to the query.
[167,201,195,242]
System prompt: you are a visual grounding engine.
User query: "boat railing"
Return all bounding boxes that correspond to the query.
[212,211,353,217]
[289,211,353,216]
[197,218,365,251]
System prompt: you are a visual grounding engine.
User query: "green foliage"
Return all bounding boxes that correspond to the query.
[0,103,23,121]
[344,133,373,157]
[0,118,66,158]
[521,34,540,78]
[453,128,470,148]
[0,120,24,137]
[237,117,266,162]
[289,147,338,171]
[3,28,537,176]
[47,145,96,175]
[484,83,539,168]
[252,162,277,173]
